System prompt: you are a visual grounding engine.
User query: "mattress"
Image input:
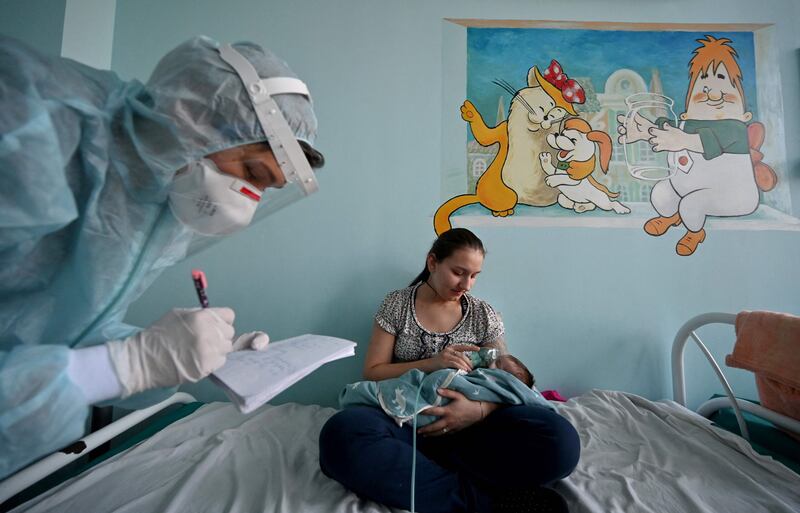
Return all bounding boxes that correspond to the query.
[12,390,800,512]
[554,390,800,513]
[11,402,404,513]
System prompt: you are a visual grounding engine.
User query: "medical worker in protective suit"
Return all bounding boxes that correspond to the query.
[0,34,325,479]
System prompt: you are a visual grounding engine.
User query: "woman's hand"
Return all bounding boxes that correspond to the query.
[431,344,480,372]
[417,389,483,437]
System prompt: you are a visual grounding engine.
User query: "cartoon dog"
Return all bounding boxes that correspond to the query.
[433,60,586,235]
[538,118,630,214]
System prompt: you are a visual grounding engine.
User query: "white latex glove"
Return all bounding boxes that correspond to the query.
[106,307,235,397]
[232,331,270,351]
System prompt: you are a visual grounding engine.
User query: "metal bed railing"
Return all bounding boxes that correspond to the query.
[0,392,198,504]
[672,312,800,441]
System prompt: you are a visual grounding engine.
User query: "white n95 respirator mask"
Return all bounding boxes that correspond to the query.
[168,159,262,236]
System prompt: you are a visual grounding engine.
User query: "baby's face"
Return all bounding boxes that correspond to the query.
[491,355,533,388]
[493,357,518,375]
[488,356,517,375]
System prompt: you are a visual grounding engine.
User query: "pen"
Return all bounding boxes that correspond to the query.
[192,269,209,308]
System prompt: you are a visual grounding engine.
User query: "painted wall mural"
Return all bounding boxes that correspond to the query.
[438,21,794,256]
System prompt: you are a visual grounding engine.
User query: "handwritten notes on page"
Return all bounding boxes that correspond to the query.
[210,334,356,413]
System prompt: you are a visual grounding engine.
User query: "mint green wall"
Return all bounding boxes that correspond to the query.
[0,0,66,56]
[5,0,798,411]
[60,0,116,68]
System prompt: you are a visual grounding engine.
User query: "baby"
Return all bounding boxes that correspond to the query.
[491,354,535,388]
[340,349,549,427]
[466,348,535,388]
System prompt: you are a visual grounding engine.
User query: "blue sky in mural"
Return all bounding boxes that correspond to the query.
[466,28,758,135]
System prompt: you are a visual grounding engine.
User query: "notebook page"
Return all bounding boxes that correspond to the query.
[211,334,356,411]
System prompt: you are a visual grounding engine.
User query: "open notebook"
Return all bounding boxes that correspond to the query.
[210,334,356,413]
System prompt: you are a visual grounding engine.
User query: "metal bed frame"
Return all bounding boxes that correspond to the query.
[0,392,198,504]
[672,312,800,441]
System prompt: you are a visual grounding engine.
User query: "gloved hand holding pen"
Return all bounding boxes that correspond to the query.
[191,269,270,353]
[106,307,237,398]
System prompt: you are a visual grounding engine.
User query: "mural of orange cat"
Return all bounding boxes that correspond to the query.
[434,61,586,235]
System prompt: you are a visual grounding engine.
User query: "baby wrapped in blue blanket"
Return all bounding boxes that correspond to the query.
[339,354,555,427]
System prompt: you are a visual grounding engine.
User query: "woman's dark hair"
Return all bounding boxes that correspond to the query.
[409,228,485,286]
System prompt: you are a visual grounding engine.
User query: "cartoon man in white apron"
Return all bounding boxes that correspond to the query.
[618,35,759,256]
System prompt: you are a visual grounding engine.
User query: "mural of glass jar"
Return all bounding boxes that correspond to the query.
[623,93,678,181]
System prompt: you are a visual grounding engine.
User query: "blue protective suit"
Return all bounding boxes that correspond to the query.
[0,35,317,478]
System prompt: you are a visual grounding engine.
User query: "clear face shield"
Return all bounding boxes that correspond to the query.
[168,44,319,250]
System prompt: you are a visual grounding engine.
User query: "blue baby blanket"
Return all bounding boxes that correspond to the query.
[339,368,555,427]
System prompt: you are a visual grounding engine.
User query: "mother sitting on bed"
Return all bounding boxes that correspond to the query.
[318,228,580,513]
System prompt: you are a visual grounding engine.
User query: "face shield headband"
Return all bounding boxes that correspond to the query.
[217,44,318,197]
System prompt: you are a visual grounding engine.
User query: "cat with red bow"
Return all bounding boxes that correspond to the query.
[434,60,587,234]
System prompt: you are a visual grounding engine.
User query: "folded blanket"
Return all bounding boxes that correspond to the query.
[339,368,555,427]
[725,310,800,429]
[725,311,800,389]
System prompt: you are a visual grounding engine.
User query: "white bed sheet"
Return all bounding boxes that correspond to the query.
[554,390,800,513]
[12,391,800,513]
[12,402,406,513]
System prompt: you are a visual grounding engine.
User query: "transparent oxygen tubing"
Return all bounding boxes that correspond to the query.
[410,376,427,513]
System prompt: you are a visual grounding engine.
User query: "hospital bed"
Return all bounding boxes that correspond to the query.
[2,313,799,513]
